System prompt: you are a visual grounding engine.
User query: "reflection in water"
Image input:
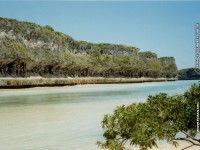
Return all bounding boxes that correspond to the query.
[0,80,199,149]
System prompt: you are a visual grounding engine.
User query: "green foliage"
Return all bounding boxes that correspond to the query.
[0,17,178,78]
[97,83,200,150]
[184,84,200,130]
[44,25,54,31]
[113,56,132,67]
[21,21,39,27]
[1,38,33,59]
[178,68,200,80]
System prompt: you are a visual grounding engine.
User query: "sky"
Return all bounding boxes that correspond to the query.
[0,1,200,69]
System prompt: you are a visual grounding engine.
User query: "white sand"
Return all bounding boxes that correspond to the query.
[130,141,199,150]
[154,141,199,150]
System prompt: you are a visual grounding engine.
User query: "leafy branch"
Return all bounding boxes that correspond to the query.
[97,83,200,150]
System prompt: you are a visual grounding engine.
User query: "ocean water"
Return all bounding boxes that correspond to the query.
[0,80,199,150]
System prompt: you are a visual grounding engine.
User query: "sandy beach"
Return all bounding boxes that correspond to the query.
[145,141,199,150]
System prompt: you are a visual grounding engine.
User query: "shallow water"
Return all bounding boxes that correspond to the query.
[0,80,199,150]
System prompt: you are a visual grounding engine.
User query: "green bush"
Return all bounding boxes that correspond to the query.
[97,83,200,150]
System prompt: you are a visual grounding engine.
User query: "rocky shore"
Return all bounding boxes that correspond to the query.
[0,77,177,88]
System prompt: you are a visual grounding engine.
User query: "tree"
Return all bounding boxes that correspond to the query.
[97,83,200,150]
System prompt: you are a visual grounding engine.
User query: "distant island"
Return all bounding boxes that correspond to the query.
[177,68,200,80]
[0,17,178,87]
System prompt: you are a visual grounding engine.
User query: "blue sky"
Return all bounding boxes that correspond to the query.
[0,1,200,69]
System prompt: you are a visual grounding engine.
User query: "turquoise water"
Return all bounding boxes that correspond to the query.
[0,80,199,149]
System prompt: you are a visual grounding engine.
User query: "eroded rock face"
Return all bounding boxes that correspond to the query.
[0,18,178,78]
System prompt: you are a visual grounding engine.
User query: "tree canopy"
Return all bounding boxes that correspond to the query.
[97,83,200,150]
[0,17,177,78]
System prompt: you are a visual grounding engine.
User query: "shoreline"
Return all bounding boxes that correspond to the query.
[0,77,177,89]
[131,140,200,150]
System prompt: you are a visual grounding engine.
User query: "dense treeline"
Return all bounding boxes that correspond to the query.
[0,17,177,78]
[178,68,200,80]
